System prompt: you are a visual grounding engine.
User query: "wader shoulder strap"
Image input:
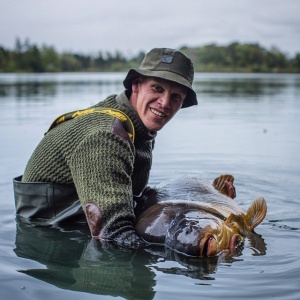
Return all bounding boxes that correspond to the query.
[46,107,135,143]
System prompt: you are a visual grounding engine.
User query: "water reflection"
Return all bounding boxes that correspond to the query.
[1,73,299,101]
[194,80,286,98]
[0,82,57,99]
[14,217,266,298]
[0,73,125,102]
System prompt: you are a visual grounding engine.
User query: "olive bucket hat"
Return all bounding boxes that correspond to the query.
[123,48,198,108]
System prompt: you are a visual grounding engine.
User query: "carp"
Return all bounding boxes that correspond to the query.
[135,174,267,257]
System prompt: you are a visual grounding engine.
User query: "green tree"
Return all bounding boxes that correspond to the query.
[41,46,60,72]
[294,53,300,70]
[25,45,45,72]
[60,53,81,71]
[95,51,107,71]
[0,47,11,71]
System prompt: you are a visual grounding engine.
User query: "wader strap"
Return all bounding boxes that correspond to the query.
[13,176,84,223]
[46,107,135,143]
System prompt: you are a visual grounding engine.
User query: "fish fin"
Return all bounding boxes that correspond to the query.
[225,213,247,235]
[244,197,267,231]
[212,174,234,196]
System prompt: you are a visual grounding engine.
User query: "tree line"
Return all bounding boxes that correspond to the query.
[0,38,299,73]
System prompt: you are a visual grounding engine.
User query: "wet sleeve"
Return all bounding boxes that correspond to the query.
[69,130,145,246]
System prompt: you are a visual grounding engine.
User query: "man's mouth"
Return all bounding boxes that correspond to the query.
[150,108,166,118]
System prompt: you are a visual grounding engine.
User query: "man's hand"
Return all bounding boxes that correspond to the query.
[113,230,149,249]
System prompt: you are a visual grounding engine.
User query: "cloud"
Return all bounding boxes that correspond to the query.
[0,0,299,56]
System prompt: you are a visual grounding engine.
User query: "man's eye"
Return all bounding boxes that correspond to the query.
[173,94,183,102]
[153,85,163,92]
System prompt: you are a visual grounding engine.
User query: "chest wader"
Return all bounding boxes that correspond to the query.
[13,175,84,225]
[13,106,135,225]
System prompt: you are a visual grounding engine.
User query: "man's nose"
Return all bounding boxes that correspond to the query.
[158,93,171,108]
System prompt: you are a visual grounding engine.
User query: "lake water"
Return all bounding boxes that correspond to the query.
[0,72,300,300]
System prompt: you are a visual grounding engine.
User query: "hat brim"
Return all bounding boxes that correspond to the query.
[123,69,198,108]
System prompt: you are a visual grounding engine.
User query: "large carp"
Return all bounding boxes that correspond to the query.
[135,174,267,257]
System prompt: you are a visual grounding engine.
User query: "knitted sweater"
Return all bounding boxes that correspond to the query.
[22,91,156,240]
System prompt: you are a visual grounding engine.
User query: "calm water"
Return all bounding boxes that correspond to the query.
[0,72,300,300]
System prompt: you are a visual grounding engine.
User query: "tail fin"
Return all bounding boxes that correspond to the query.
[244,197,267,231]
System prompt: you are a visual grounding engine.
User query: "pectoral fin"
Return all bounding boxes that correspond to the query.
[225,197,267,235]
[244,197,267,231]
[225,213,246,235]
[212,174,235,197]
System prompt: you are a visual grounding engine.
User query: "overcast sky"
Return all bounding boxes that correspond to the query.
[1,0,300,57]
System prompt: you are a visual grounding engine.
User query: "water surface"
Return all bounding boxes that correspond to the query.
[0,72,299,300]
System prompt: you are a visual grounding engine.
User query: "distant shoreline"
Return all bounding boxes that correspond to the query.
[1,40,299,74]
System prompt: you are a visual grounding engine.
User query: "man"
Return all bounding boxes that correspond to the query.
[14,48,198,248]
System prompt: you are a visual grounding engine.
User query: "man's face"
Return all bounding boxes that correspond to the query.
[130,77,186,131]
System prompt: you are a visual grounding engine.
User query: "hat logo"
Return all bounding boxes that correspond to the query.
[161,54,173,64]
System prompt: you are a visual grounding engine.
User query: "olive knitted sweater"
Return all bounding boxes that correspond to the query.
[22,91,156,243]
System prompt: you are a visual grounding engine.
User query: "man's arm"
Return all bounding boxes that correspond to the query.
[69,130,147,248]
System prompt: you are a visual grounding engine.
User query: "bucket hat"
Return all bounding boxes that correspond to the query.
[123,48,198,108]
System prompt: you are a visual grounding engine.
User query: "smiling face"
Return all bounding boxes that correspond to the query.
[130,76,187,131]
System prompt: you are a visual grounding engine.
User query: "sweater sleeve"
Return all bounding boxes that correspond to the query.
[68,129,141,243]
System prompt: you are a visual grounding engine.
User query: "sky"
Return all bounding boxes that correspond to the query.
[1,0,300,57]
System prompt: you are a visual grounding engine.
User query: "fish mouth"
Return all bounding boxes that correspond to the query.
[228,234,242,254]
[200,234,242,257]
[200,235,218,257]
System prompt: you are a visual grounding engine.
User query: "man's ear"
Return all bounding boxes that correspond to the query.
[132,77,142,93]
